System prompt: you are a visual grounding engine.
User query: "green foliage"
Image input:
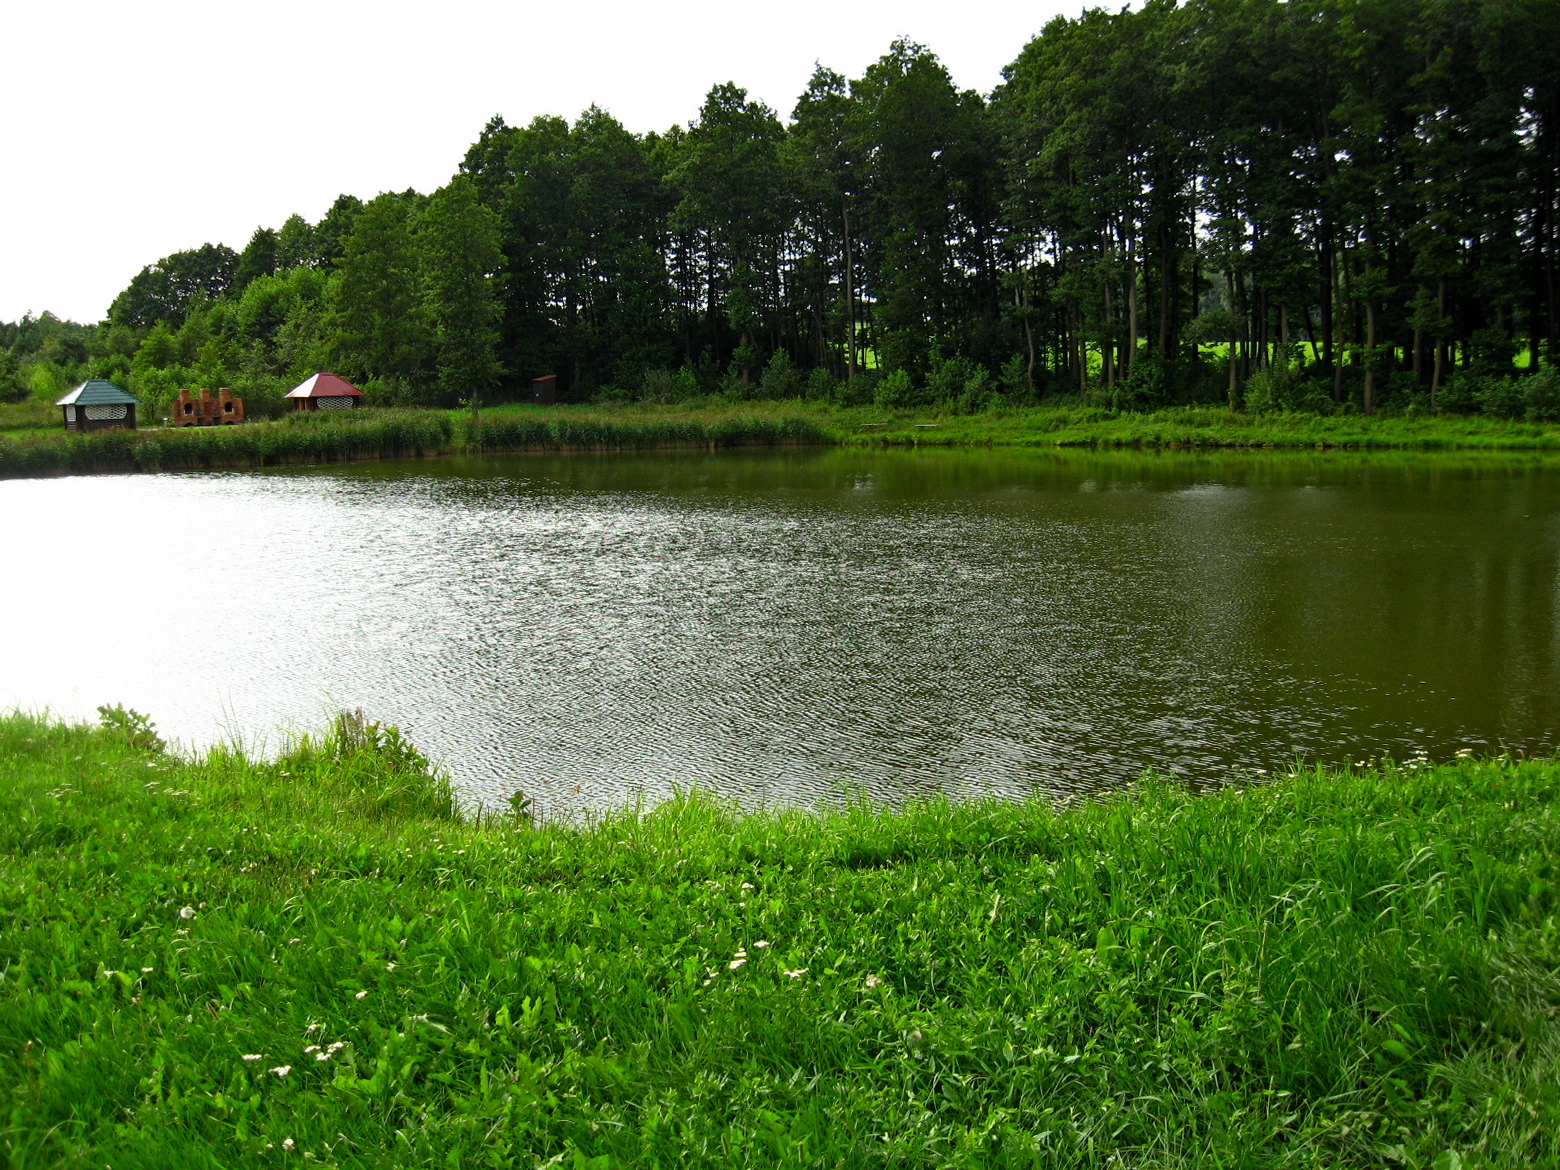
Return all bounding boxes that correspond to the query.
[417,177,504,403]
[3,708,1559,1166]
[108,243,239,329]
[329,193,432,387]
[0,346,26,402]
[873,368,916,408]
[805,366,840,401]
[95,704,166,755]
[1473,368,1560,423]
[234,226,279,292]
[758,349,804,399]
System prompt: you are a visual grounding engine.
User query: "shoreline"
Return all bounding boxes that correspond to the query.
[8,404,1560,480]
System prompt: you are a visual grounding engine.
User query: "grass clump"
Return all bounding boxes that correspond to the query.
[2,711,1559,1167]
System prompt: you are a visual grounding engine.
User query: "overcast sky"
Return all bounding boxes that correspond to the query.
[1,0,1082,326]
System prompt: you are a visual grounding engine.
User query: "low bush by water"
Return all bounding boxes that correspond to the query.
[2,710,1558,1166]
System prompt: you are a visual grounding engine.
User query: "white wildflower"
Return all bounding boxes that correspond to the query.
[241,1054,263,1062]
[864,974,882,989]
[728,958,746,970]
[355,990,368,1000]
[282,1137,295,1151]
[752,940,770,949]
[783,968,807,978]
[178,906,195,920]
[303,1045,321,1054]
[270,1065,292,1077]
[141,967,154,974]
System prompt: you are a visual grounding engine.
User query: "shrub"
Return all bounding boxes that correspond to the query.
[805,367,840,401]
[1474,367,1560,421]
[873,368,916,408]
[639,368,679,403]
[1111,353,1170,410]
[999,354,1034,404]
[759,350,806,400]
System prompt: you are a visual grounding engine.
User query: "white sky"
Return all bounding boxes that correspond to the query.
[2,0,1077,326]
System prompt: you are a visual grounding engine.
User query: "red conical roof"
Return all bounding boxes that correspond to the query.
[286,372,365,398]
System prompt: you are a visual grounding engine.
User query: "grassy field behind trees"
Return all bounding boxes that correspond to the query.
[2,708,1558,1167]
[4,0,1560,426]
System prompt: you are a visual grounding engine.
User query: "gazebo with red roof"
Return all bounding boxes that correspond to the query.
[286,372,365,412]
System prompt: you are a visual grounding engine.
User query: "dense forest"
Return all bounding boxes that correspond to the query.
[5,0,1560,419]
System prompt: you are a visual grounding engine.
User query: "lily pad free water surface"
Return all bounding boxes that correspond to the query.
[4,447,1558,817]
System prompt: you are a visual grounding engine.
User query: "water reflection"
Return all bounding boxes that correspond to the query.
[3,447,1559,817]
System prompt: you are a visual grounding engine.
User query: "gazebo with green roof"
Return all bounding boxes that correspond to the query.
[56,380,140,433]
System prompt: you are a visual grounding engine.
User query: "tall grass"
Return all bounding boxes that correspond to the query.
[0,410,454,478]
[0,410,827,479]
[463,411,825,452]
[2,709,1557,1167]
[832,403,1560,450]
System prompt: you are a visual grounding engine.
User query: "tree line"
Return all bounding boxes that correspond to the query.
[6,0,1560,420]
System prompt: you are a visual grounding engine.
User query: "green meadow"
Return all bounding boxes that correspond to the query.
[2,709,1557,1168]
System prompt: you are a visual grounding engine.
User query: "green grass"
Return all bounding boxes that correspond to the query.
[3,709,1558,1167]
[476,401,1560,453]
[0,408,826,480]
[825,404,1560,450]
[0,400,56,433]
[10,400,1560,482]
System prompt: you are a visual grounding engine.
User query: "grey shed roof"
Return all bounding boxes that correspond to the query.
[57,379,139,407]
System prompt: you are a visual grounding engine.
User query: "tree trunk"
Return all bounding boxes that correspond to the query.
[843,201,857,383]
[1158,241,1171,358]
[1321,234,1335,372]
[1126,239,1139,377]
[1103,278,1114,387]
[1431,276,1445,410]
[1022,266,1036,389]
[1332,251,1346,403]
[1363,299,1376,415]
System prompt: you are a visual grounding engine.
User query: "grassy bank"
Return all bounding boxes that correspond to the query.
[0,409,827,479]
[476,401,1560,451]
[3,711,1558,1167]
[473,401,1560,456]
[12,402,1560,482]
[810,403,1560,450]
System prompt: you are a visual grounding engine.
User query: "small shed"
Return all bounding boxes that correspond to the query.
[529,374,557,404]
[171,386,245,426]
[286,372,365,412]
[57,380,139,433]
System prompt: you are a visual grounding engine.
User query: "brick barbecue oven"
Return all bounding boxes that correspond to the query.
[171,386,245,426]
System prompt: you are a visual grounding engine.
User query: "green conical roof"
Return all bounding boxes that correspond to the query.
[57,380,139,407]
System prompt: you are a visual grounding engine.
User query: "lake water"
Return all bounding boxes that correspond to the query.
[5,448,1560,817]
